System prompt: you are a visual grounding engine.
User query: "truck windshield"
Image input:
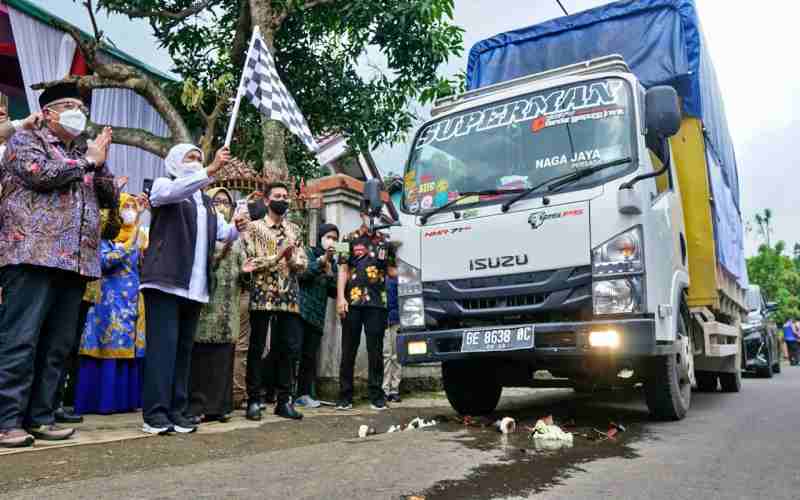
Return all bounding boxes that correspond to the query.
[404,78,635,212]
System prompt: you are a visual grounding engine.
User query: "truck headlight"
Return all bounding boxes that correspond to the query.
[592,227,644,315]
[398,259,422,296]
[593,277,643,315]
[592,227,643,276]
[397,259,424,327]
[400,297,425,327]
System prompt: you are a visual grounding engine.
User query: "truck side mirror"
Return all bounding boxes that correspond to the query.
[765,302,778,314]
[645,86,681,138]
[364,178,384,217]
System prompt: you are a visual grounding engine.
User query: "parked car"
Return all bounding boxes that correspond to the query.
[741,285,781,377]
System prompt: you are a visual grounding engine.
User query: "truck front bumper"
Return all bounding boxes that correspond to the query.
[398,318,675,365]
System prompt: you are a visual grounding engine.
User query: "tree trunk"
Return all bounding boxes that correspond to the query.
[248,0,288,176]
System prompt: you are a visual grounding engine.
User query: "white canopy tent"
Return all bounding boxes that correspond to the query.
[3,0,171,194]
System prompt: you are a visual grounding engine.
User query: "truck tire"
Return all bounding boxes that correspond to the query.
[442,360,502,416]
[695,371,718,392]
[719,368,741,392]
[644,313,692,421]
[757,344,773,378]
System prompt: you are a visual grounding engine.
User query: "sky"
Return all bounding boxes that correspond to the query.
[33,0,800,256]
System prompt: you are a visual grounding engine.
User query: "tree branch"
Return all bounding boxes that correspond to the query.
[198,91,232,160]
[34,71,192,148]
[301,0,337,11]
[83,0,103,42]
[230,0,252,68]
[88,122,174,158]
[103,0,219,20]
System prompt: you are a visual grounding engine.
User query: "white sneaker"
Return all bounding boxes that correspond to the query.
[142,423,173,435]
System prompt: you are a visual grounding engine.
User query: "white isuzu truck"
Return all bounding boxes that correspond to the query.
[388,0,747,420]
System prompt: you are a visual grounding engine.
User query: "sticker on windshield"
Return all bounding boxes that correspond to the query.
[436,179,449,192]
[415,80,626,149]
[419,181,436,194]
[404,171,417,189]
[406,187,419,204]
[531,105,625,134]
[421,195,434,210]
[498,175,530,190]
[535,148,602,170]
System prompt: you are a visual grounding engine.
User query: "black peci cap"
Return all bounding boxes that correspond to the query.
[38,82,83,109]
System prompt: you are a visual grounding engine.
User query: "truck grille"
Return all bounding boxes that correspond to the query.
[459,293,546,310]
[423,266,591,323]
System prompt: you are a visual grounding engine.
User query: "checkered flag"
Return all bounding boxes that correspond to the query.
[237,29,319,153]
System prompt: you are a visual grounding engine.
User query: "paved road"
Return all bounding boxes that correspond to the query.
[4,367,800,499]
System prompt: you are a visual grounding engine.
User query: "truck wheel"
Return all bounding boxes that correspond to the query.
[719,368,741,392]
[757,344,774,379]
[644,313,692,421]
[441,360,502,416]
[695,371,718,392]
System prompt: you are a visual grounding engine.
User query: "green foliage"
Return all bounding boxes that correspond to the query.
[747,240,800,324]
[99,0,465,181]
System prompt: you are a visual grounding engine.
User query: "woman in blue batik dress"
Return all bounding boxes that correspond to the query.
[75,193,148,414]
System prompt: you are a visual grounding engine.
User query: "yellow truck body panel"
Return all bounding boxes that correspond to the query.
[671,118,745,315]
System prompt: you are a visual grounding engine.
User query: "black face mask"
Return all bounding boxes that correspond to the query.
[248,199,267,221]
[269,200,289,216]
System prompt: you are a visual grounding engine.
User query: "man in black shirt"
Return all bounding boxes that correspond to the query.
[336,206,397,410]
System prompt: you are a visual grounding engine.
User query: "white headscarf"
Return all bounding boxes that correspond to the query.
[165,143,203,178]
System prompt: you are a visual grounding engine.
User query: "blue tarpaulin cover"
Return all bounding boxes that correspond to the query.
[466,0,746,284]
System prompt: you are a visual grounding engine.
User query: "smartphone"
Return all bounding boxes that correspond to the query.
[142,178,153,196]
[334,241,350,257]
[236,199,247,214]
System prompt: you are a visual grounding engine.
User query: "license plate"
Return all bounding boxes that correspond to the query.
[461,326,535,353]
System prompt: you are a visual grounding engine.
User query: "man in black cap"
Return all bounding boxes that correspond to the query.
[0,82,117,447]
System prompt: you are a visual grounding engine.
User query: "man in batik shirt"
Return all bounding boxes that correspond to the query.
[241,182,308,421]
[336,204,397,411]
[0,83,117,447]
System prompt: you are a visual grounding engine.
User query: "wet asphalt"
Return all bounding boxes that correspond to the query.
[3,366,800,499]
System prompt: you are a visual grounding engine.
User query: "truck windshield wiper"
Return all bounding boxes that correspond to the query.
[419,189,523,225]
[501,157,633,212]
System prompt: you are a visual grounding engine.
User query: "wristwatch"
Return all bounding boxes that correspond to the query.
[83,158,98,172]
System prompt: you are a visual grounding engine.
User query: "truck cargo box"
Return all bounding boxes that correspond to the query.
[464,0,746,313]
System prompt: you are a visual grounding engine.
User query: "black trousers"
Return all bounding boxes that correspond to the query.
[55,300,91,409]
[142,289,202,426]
[247,311,302,405]
[787,340,799,365]
[339,306,387,404]
[0,265,85,430]
[297,323,323,398]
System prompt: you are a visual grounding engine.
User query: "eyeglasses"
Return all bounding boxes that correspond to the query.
[212,199,232,207]
[47,101,89,115]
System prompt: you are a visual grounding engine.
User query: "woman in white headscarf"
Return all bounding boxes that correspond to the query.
[139,144,248,435]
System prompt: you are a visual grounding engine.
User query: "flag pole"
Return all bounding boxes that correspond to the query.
[224,25,261,148]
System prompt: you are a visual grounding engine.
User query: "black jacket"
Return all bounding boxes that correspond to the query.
[141,195,217,297]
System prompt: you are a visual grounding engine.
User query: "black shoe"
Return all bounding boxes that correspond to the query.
[275,402,303,420]
[370,400,387,411]
[170,415,197,434]
[55,407,84,424]
[186,415,202,426]
[246,402,263,421]
[386,394,402,403]
[335,400,353,411]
